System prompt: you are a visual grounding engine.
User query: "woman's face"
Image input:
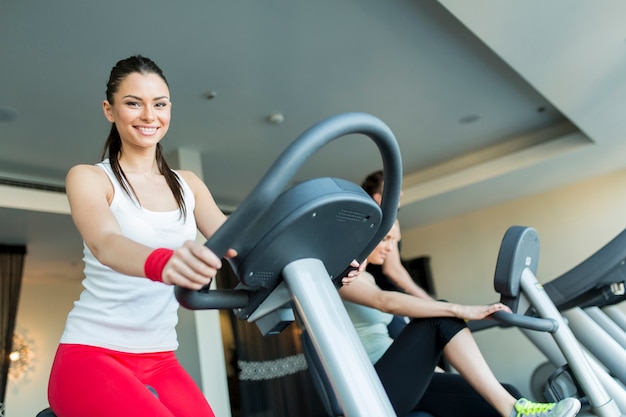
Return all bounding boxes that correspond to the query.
[103,72,171,149]
[367,223,399,265]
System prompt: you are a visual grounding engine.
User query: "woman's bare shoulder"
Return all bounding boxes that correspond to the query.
[66,164,112,194]
[175,169,202,184]
[67,163,103,175]
[175,170,214,196]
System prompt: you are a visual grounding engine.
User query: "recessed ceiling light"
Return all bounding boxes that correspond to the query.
[459,114,479,124]
[267,113,285,125]
[0,106,19,122]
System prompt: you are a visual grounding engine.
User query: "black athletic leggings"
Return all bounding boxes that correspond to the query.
[374,317,521,417]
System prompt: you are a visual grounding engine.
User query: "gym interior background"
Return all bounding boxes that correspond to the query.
[3,1,626,416]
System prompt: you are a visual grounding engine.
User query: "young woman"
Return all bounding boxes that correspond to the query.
[47,55,232,417]
[339,222,581,417]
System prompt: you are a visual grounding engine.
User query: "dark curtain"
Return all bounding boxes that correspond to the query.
[0,244,26,406]
[403,256,436,295]
[217,263,328,417]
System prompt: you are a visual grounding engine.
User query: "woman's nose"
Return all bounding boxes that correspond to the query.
[141,106,155,121]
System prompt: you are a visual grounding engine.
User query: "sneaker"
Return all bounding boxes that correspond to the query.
[510,397,581,417]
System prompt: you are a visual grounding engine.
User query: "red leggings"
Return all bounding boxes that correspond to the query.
[48,344,215,417]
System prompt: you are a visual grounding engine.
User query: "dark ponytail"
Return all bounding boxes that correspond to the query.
[101,55,186,219]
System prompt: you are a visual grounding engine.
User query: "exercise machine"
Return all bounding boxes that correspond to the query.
[541,228,626,388]
[488,226,626,417]
[176,112,403,416]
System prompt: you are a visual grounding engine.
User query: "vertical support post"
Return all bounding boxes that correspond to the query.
[564,308,626,383]
[520,268,624,416]
[283,258,396,417]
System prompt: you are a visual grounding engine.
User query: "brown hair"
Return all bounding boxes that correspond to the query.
[361,170,384,197]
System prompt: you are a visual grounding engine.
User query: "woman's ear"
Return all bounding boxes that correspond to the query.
[102,100,114,123]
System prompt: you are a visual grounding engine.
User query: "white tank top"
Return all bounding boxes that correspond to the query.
[60,160,197,353]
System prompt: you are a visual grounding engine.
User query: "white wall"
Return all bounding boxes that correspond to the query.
[400,167,626,398]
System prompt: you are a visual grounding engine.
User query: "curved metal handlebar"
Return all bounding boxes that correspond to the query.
[176,112,402,309]
[491,310,559,333]
[203,112,401,261]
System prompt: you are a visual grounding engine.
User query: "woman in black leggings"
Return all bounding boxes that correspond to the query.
[375,315,519,416]
[339,222,580,417]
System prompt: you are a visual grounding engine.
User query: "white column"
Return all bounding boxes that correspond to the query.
[166,148,232,417]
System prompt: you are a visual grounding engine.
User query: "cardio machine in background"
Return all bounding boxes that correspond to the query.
[539,228,626,394]
[485,226,626,417]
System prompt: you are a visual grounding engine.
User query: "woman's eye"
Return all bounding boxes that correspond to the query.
[155,102,169,108]
[125,101,140,107]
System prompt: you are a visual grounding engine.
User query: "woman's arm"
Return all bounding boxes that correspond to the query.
[66,165,221,289]
[381,242,433,299]
[381,220,433,299]
[66,164,150,275]
[339,272,510,321]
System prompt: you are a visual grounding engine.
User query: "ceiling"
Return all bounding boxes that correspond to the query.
[2,0,626,283]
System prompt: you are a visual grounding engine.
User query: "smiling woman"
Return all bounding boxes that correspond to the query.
[45,55,233,417]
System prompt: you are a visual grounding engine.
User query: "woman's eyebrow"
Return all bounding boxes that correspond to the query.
[121,95,170,101]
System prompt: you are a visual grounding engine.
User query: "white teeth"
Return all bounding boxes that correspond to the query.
[137,127,157,132]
